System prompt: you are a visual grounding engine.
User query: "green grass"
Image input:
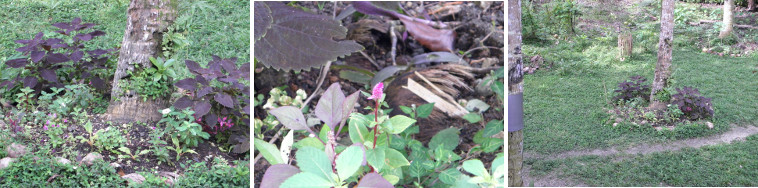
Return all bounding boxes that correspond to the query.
[0,0,250,79]
[528,134,758,186]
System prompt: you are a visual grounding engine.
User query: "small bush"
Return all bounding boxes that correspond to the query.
[173,159,249,187]
[0,155,122,187]
[671,87,714,120]
[613,75,651,103]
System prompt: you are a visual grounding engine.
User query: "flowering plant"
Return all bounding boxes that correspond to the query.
[43,113,68,148]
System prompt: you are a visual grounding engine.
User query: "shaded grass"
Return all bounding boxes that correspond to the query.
[523,43,758,155]
[529,134,758,186]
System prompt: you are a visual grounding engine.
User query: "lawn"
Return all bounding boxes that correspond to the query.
[520,0,758,186]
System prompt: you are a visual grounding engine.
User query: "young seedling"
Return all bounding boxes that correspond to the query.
[118,147,150,161]
[168,136,197,161]
[75,121,96,147]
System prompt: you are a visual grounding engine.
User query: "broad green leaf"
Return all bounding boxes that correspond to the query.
[462,113,482,123]
[434,148,461,162]
[416,103,435,118]
[118,147,131,155]
[348,113,369,145]
[296,147,335,182]
[408,159,430,177]
[335,146,364,180]
[453,175,478,188]
[356,172,394,188]
[483,120,504,138]
[439,168,463,185]
[254,2,362,71]
[260,164,301,188]
[384,148,410,168]
[492,81,504,100]
[385,115,416,134]
[137,150,150,155]
[462,160,489,177]
[429,127,460,151]
[399,106,413,116]
[254,138,284,164]
[492,155,505,179]
[294,137,324,150]
[411,52,464,65]
[280,172,334,188]
[270,106,309,130]
[319,124,330,144]
[481,138,503,153]
[340,70,371,85]
[366,147,385,171]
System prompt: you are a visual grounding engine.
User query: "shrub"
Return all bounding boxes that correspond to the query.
[0,155,122,187]
[613,75,651,103]
[671,87,714,120]
[173,159,249,187]
[1,18,115,93]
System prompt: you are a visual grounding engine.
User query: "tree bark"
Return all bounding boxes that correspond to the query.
[650,0,675,110]
[749,0,755,11]
[618,32,633,61]
[719,0,734,38]
[508,0,524,186]
[107,0,176,123]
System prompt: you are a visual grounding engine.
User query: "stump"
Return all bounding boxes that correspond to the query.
[617,32,633,61]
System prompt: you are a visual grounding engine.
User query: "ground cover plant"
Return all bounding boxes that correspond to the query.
[518,0,758,186]
[253,1,505,187]
[0,0,249,187]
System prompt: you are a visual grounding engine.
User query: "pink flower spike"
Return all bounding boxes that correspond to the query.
[46,120,50,125]
[367,82,384,100]
[43,125,48,131]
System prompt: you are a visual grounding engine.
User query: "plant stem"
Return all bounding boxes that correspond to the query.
[372,99,379,149]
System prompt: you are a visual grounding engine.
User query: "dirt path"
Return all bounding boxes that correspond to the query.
[525,125,758,160]
[521,125,758,186]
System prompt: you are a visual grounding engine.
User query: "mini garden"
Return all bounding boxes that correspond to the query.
[253,1,505,187]
[0,1,249,187]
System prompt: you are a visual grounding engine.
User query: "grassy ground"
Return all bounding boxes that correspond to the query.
[522,0,758,186]
[0,0,250,78]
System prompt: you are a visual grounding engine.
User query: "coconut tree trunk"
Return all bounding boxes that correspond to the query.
[107,0,176,123]
[719,0,734,38]
[508,0,524,186]
[650,0,675,110]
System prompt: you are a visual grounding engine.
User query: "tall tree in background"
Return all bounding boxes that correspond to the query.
[508,0,524,186]
[107,0,176,123]
[650,0,675,109]
[719,0,734,38]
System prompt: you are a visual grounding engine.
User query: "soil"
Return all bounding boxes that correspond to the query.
[6,110,246,177]
[253,1,504,187]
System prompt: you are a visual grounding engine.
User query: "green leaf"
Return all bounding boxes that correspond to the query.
[280,172,334,188]
[462,113,482,123]
[385,115,416,134]
[492,81,504,100]
[339,70,371,85]
[439,168,463,185]
[384,148,410,168]
[416,103,435,118]
[462,160,489,177]
[491,155,505,179]
[465,99,490,113]
[319,124,330,144]
[293,137,325,150]
[118,147,131,155]
[369,65,407,87]
[429,127,460,151]
[366,147,385,171]
[434,148,461,162]
[408,160,429,177]
[137,150,151,155]
[254,138,284,165]
[269,106,309,130]
[481,138,504,153]
[348,113,370,145]
[296,147,335,182]
[335,146,364,180]
[483,120,504,137]
[399,106,413,116]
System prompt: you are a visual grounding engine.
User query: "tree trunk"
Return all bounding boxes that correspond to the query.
[650,0,675,110]
[749,0,755,11]
[508,0,524,186]
[719,0,734,38]
[107,0,176,123]
[618,32,633,61]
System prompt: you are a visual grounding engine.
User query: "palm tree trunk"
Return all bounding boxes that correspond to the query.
[107,0,176,123]
[719,0,734,38]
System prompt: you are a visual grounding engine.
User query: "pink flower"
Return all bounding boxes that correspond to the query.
[43,125,48,131]
[151,126,156,130]
[367,82,384,100]
[46,120,50,125]
[63,119,68,123]
[686,107,692,111]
